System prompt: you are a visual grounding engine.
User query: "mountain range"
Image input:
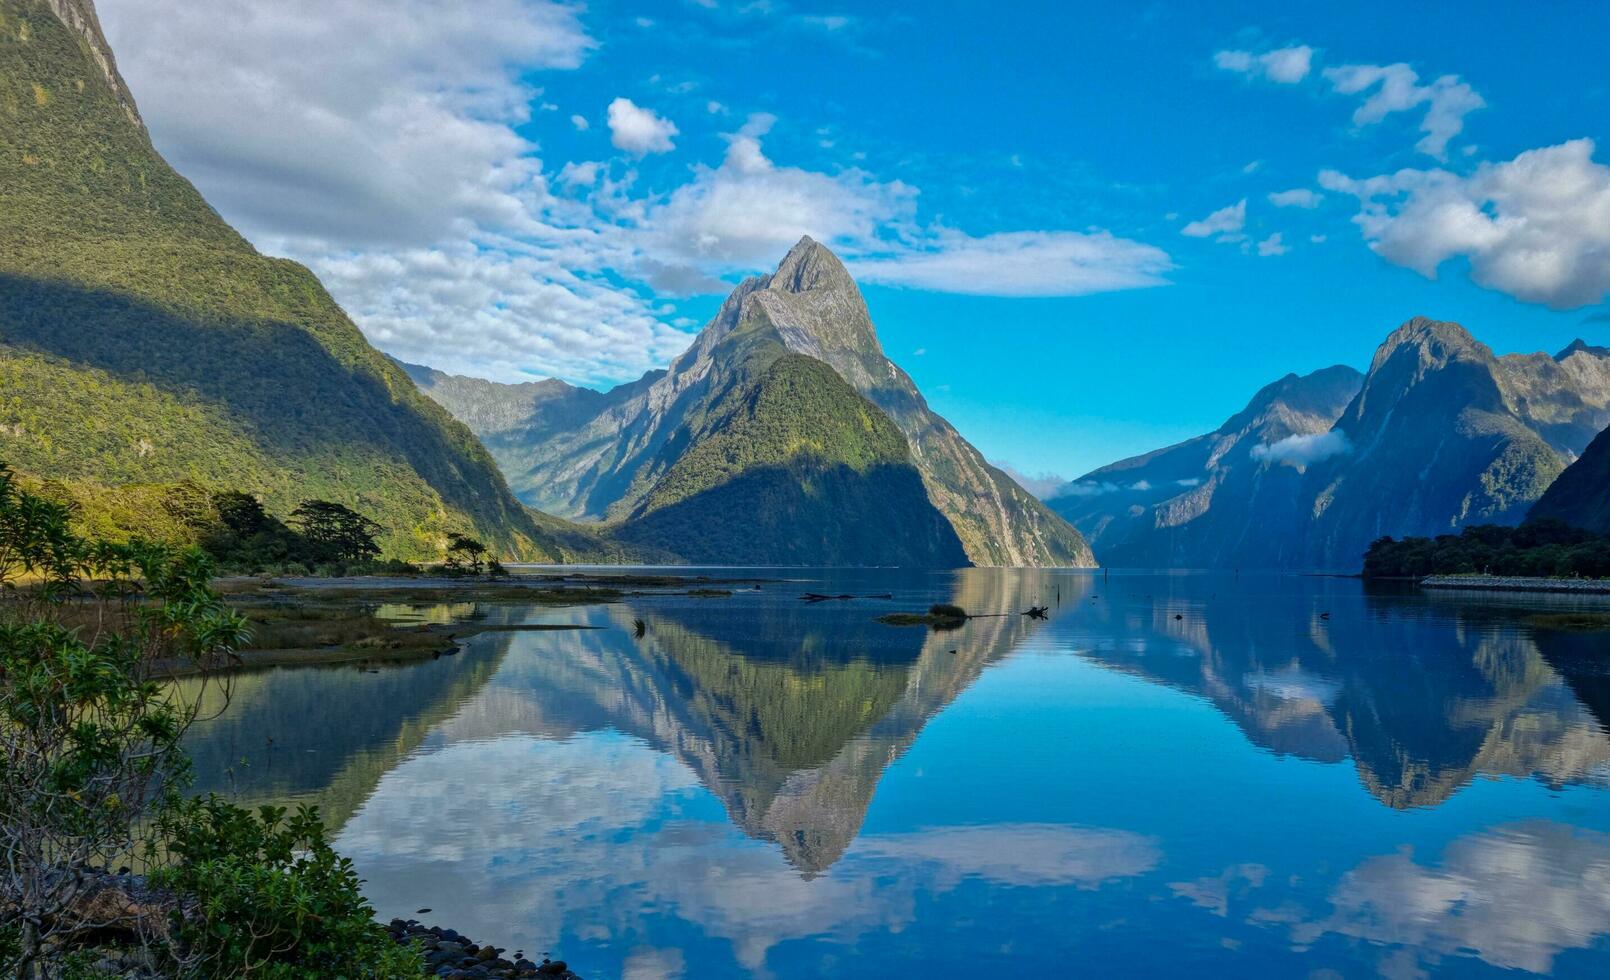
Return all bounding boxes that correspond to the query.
[8,0,1609,572]
[1049,319,1610,569]
[405,238,1094,567]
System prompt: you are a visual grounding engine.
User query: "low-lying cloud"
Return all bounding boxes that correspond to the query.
[1250,430,1352,466]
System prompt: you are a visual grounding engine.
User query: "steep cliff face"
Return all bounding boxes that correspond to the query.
[412,238,1095,567]
[1052,319,1610,570]
[0,0,569,559]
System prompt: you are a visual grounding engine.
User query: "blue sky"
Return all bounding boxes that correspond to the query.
[102,0,1610,481]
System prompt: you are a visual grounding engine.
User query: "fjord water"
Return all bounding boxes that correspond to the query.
[184,571,1610,977]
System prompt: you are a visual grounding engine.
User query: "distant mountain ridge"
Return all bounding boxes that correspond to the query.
[1051,318,1610,570]
[407,238,1095,567]
[0,0,573,559]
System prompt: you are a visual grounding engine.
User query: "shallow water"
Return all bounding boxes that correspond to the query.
[183,569,1610,978]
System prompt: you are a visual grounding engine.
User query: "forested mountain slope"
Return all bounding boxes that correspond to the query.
[0,0,567,559]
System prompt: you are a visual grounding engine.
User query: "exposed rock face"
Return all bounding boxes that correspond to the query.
[1051,318,1610,570]
[412,238,1095,567]
[40,0,141,128]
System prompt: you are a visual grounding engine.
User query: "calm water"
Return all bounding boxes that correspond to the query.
[183,570,1610,978]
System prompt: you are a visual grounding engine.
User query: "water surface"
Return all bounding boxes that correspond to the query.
[184,570,1610,977]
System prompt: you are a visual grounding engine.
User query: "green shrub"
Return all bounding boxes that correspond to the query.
[155,797,424,979]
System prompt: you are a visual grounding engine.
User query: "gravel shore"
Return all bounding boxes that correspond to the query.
[1421,575,1610,595]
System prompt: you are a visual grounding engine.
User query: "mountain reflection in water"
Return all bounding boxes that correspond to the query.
[182,570,1610,978]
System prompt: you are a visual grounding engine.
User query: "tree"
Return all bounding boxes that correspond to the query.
[0,464,249,976]
[442,534,487,577]
[289,500,381,564]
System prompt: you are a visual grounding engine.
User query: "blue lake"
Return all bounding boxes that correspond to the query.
[185,570,1610,978]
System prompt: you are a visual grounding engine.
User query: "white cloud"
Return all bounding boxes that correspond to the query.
[607,97,679,156]
[994,464,1069,500]
[1256,233,1289,257]
[98,2,1176,385]
[1268,188,1322,209]
[100,0,592,248]
[636,115,915,276]
[1250,430,1351,466]
[1297,823,1610,975]
[1181,199,1247,240]
[570,113,589,131]
[1214,45,1313,84]
[1320,139,1610,309]
[309,245,691,386]
[849,229,1173,297]
[1323,62,1484,160]
[557,160,601,187]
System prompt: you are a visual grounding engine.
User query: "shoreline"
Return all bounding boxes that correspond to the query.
[164,571,765,676]
[1421,574,1610,595]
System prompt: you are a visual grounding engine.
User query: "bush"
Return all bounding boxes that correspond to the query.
[154,798,424,979]
[0,463,417,976]
[0,463,249,974]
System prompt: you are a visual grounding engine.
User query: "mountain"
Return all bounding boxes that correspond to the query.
[1529,421,1610,532]
[1051,318,1610,570]
[406,238,1095,567]
[1050,364,1363,567]
[0,0,568,559]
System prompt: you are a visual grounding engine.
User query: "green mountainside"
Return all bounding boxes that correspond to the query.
[0,0,568,560]
[1051,319,1610,570]
[612,353,968,565]
[408,239,1095,567]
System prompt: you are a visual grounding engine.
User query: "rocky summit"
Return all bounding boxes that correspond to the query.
[408,238,1095,568]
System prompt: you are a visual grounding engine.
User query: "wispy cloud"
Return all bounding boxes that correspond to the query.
[1214,45,1314,84]
[1182,199,1247,241]
[1323,62,1484,160]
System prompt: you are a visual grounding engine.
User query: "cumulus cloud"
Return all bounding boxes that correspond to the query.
[607,97,679,155]
[1323,62,1484,159]
[1250,430,1352,466]
[569,113,589,131]
[1320,139,1610,309]
[635,114,915,276]
[1181,199,1247,240]
[1214,45,1314,84]
[1256,233,1289,257]
[1268,188,1322,209]
[1296,823,1610,975]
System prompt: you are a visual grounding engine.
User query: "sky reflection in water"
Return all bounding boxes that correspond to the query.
[184,570,1610,978]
